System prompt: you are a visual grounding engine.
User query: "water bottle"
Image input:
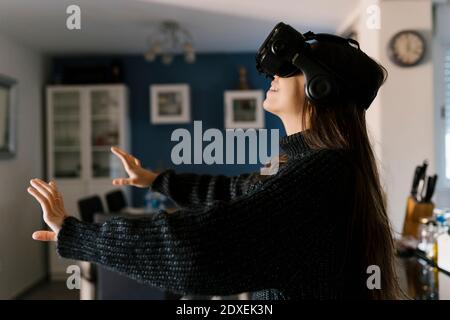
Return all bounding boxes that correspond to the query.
[435,210,450,270]
[145,188,168,213]
[145,188,154,212]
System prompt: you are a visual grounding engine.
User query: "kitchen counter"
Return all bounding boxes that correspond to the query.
[397,254,450,300]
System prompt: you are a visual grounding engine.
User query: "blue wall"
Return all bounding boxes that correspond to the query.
[52,53,285,206]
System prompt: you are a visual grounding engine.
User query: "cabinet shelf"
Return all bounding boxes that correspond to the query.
[91,113,119,121]
[53,116,80,122]
[53,105,79,111]
[92,146,113,152]
[54,146,80,152]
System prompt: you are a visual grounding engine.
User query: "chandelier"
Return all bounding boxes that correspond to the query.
[145,21,196,65]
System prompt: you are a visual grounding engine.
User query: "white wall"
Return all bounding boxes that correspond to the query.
[0,34,46,299]
[339,0,435,234]
[379,0,434,234]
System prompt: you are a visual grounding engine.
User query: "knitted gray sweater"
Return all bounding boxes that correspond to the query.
[57,131,364,299]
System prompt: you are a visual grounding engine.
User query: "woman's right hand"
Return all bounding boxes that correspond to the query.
[111,147,158,188]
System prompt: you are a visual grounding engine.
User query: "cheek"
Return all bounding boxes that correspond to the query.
[263,78,305,114]
[287,81,305,113]
[290,78,305,100]
[263,91,285,113]
[272,86,299,110]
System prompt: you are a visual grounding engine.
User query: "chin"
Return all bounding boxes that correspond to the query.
[263,98,280,116]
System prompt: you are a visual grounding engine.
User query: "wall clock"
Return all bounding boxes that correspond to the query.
[388,30,426,67]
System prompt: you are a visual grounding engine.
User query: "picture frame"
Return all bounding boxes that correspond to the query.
[224,90,264,129]
[150,84,191,124]
[0,74,17,158]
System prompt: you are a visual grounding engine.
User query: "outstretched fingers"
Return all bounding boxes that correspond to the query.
[49,181,64,209]
[30,179,55,205]
[111,147,133,170]
[27,186,51,213]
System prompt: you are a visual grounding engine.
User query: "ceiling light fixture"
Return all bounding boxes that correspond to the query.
[145,21,196,65]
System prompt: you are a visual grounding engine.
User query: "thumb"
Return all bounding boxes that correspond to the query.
[32,230,57,242]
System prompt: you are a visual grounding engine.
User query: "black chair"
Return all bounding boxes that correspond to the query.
[105,189,127,213]
[78,195,104,223]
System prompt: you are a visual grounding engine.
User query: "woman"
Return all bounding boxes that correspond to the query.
[27,38,400,300]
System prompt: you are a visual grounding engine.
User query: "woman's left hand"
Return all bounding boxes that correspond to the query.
[27,179,68,242]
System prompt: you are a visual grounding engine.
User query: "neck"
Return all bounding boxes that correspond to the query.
[279,113,305,136]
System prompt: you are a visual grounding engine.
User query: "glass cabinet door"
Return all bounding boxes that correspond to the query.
[90,88,121,178]
[51,91,82,179]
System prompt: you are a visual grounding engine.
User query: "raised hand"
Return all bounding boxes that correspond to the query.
[27,179,67,242]
[111,147,158,188]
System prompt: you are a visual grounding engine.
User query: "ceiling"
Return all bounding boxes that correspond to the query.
[0,0,359,55]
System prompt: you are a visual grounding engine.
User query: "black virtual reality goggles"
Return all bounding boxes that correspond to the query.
[256,22,376,109]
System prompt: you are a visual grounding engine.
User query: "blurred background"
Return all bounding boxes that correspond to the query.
[0,0,449,300]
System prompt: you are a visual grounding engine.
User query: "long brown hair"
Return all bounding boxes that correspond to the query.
[296,41,400,299]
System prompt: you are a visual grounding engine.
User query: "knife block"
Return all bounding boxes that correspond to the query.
[402,196,434,239]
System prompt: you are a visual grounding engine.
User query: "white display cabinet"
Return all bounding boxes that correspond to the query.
[46,84,130,280]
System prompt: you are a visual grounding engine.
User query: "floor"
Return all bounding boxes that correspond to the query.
[16,281,79,300]
[14,277,249,300]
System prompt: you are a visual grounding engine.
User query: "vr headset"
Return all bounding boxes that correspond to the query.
[256,22,376,109]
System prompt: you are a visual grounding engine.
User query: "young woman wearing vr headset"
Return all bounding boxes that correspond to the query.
[27,23,400,300]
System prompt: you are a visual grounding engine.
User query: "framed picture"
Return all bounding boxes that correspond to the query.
[224,90,264,129]
[150,84,190,124]
[0,75,17,158]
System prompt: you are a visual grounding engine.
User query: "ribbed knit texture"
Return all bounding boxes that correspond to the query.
[57,130,366,300]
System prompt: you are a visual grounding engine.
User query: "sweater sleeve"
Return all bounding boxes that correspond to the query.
[57,149,350,296]
[151,169,260,209]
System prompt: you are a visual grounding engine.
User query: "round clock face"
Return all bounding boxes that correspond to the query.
[389,30,425,67]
